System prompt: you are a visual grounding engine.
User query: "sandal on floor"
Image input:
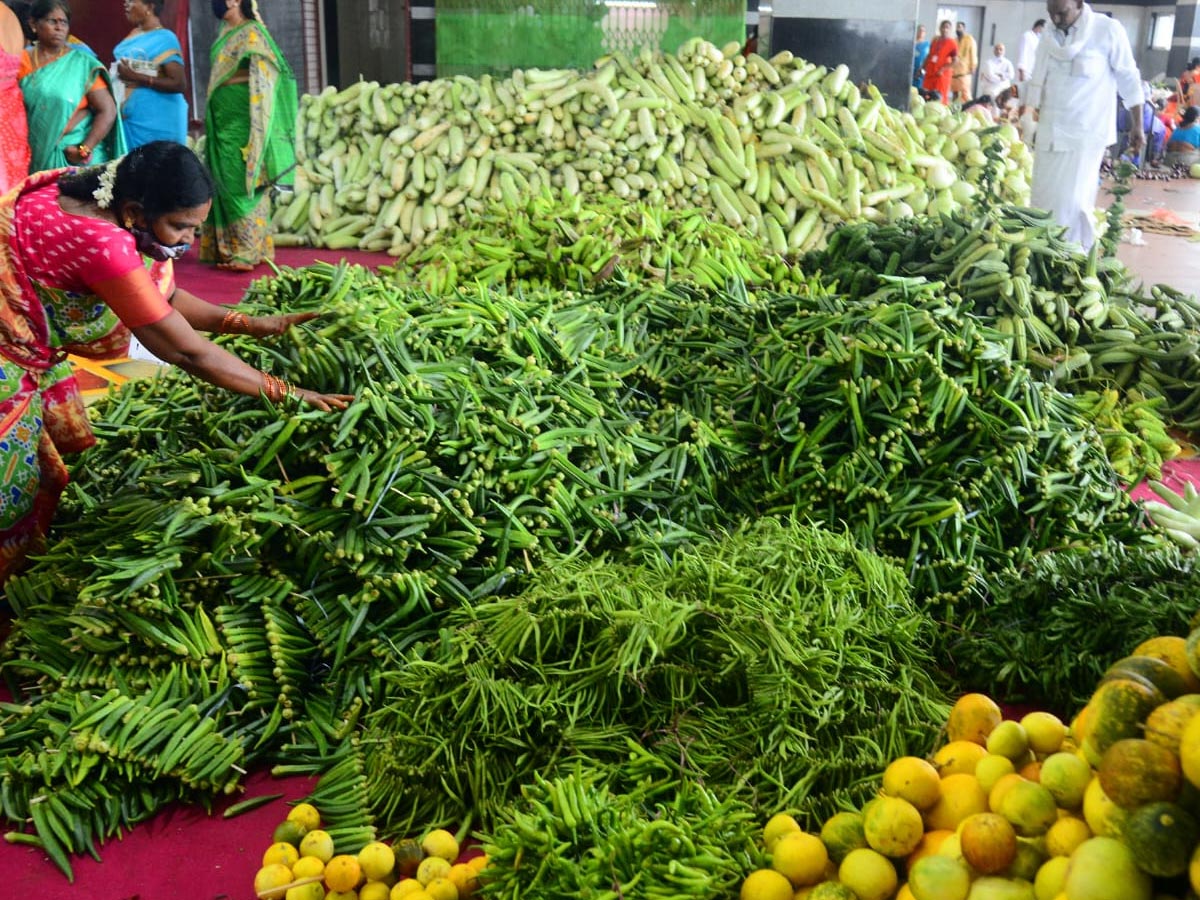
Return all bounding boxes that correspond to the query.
[216,261,255,272]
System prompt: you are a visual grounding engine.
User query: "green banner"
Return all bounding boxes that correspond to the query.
[435,1,744,78]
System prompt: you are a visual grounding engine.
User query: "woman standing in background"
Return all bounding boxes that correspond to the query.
[921,20,958,106]
[112,0,187,149]
[202,0,296,272]
[18,0,124,173]
[0,3,29,190]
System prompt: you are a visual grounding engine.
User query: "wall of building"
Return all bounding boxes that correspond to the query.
[914,0,1168,82]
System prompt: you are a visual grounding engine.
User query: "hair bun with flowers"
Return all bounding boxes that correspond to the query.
[92,160,119,209]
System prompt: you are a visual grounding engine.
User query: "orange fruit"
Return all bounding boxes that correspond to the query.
[906,854,971,900]
[862,796,924,857]
[906,829,952,869]
[1020,711,1067,755]
[770,831,828,886]
[974,754,1017,794]
[932,741,988,777]
[987,773,1026,813]
[923,773,988,831]
[1039,751,1092,810]
[947,693,1003,745]
[997,779,1058,837]
[819,811,867,863]
[882,756,942,810]
[325,854,364,893]
[957,812,1017,874]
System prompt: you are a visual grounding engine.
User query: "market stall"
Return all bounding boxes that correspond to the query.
[4,12,1200,900]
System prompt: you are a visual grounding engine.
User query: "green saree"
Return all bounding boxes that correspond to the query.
[201,21,297,268]
[20,49,126,173]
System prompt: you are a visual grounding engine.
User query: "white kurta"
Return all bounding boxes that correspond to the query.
[1017,28,1041,81]
[1024,4,1144,249]
[978,55,1016,99]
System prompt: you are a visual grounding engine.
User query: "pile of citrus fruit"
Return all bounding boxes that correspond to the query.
[252,803,487,900]
[740,630,1200,900]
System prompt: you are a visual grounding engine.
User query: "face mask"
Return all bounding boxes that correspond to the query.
[131,225,190,261]
[212,0,227,18]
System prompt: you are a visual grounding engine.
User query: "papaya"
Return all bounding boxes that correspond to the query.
[1081,678,1166,767]
[1097,738,1181,808]
[1132,636,1200,693]
[1100,655,1188,700]
[1185,625,1200,680]
[1120,800,1198,877]
[1143,694,1200,754]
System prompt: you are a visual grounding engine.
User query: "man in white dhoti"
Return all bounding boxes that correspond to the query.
[978,44,1016,101]
[1023,0,1144,249]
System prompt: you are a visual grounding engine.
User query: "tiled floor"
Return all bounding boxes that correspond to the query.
[1098,175,1200,296]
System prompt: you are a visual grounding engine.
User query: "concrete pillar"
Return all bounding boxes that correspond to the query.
[1169,0,1200,82]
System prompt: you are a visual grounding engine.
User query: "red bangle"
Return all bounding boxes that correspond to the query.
[220,310,249,334]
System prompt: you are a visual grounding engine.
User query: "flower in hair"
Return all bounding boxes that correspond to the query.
[92,161,119,210]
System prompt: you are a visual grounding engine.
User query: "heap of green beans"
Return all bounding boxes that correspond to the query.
[0,214,1174,869]
[478,765,762,900]
[362,518,948,834]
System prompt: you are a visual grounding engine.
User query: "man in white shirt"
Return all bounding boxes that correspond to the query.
[1017,18,1045,83]
[978,44,1016,100]
[1023,0,1144,248]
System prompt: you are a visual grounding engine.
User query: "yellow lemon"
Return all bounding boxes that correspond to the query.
[933,740,989,777]
[391,878,427,899]
[862,795,924,857]
[263,841,300,869]
[287,802,322,832]
[358,841,397,882]
[974,754,1017,795]
[838,848,897,900]
[254,863,294,900]
[998,779,1058,837]
[1039,752,1092,810]
[425,876,459,900]
[417,856,452,886]
[986,720,1031,762]
[360,883,392,900]
[1034,855,1070,900]
[770,830,827,887]
[740,868,794,900]
[1021,712,1067,755]
[421,828,460,863]
[907,853,971,900]
[883,757,942,810]
[1044,816,1091,857]
[947,693,1003,745]
[292,855,325,879]
[763,812,803,851]
[299,828,335,863]
[819,811,867,863]
[284,885,325,900]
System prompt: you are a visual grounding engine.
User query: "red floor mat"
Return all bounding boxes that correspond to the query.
[173,246,396,306]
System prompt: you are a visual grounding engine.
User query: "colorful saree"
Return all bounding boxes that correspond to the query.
[0,170,173,581]
[112,27,187,149]
[201,20,296,269]
[19,48,126,173]
[0,48,28,191]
